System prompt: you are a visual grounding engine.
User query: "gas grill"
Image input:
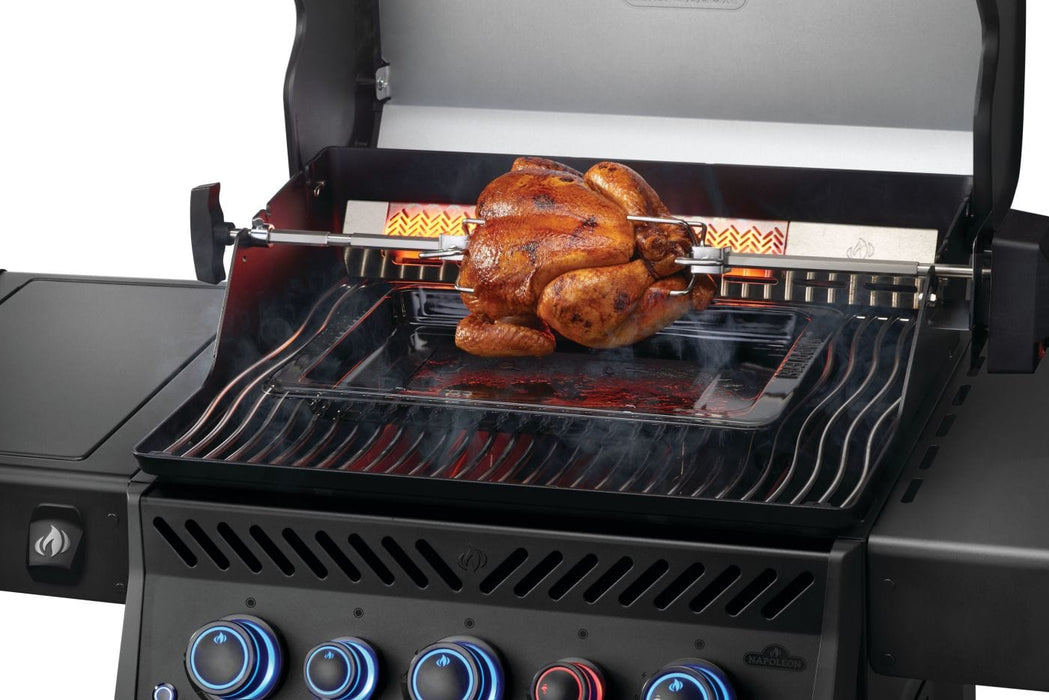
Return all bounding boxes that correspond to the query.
[3,1,1049,699]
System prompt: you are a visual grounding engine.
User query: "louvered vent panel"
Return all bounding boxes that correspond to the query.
[149,519,460,592]
[514,552,564,598]
[619,559,670,606]
[348,534,395,585]
[725,568,777,616]
[315,530,361,581]
[282,528,327,579]
[249,525,295,576]
[415,539,464,591]
[148,517,819,627]
[653,563,705,610]
[548,554,599,601]
[152,517,197,567]
[583,556,634,604]
[381,536,429,589]
[690,566,742,613]
[480,548,529,594]
[762,572,816,620]
[218,522,262,573]
[185,519,229,570]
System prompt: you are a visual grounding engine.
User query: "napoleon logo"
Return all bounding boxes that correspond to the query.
[456,545,488,572]
[33,524,71,558]
[846,238,876,260]
[743,644,806,671]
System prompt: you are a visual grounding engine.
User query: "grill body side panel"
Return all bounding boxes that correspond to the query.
[869,349,1049,690]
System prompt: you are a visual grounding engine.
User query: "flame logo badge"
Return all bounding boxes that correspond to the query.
[668,679,684,692]
[456,546,488,573]
[33,524,71,558]
[436,655,451,668]
[846,238,875,260]
[213,632,228,645]
[324,650,335,660]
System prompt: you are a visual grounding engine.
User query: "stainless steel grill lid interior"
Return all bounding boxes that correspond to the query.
[376,0,982,170]
[282,0,1022,232]
[135,0,1026,534]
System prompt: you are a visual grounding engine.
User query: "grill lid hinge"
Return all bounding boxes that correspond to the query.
[375,65,391,102]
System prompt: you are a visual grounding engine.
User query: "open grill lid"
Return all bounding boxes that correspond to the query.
[283,0,1024,234]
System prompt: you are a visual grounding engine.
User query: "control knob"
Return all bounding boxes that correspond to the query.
[303,637,380,699]
[407,636,504,700]
[641,659,736,700]
[184,614,284,699]
[531,658,605,700]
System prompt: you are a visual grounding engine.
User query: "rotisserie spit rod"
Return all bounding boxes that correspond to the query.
[242,215,978,289]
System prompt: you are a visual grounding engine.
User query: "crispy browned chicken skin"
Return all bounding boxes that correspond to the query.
[454,158,716,357]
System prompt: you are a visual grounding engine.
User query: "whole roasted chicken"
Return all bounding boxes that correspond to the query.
[454,157,717,357]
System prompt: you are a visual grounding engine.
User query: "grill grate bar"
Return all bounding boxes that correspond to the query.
[743,343,838,501]
[820,321,913,504]
[249,401,312,464]
[174,284,354,457]
[790,318,896,504]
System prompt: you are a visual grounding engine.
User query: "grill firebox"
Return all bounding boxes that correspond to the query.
[134,148,977,540]
[143,278,917,515]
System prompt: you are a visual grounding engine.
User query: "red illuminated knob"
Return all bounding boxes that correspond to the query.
[531,659,604,700]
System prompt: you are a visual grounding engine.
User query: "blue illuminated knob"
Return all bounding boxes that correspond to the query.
[184,615,284,699]
[408,636,504,700]
[642,660,736,700]
[304,637,380,699]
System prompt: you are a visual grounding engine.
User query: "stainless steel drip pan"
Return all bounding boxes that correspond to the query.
[266,284,844,428]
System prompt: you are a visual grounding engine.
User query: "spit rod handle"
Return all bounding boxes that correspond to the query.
[189,183,235,284]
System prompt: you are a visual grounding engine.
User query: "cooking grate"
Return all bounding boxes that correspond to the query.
[155,282,914,510]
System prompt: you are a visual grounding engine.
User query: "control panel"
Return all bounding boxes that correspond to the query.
[168,610,748,699]
[133,584,817,698]
[176,612,742,700]
[125,499,832,698]
[174,615,741,699]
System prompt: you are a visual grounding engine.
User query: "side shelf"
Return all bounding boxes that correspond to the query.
[0,274,223,602]
[868,351,1049,690]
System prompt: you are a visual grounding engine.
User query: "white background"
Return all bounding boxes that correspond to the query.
[1,1,1047,698]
